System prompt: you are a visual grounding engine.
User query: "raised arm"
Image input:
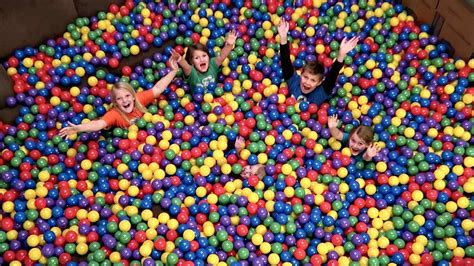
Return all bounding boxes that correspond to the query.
[151,58,179,98]
[59,120,107,139]
[277,19,294,80]
[172,49,192,76]
[215,30,237,67]
[321,37,359,95]
[328,115,343,141]
[336,36,359,63]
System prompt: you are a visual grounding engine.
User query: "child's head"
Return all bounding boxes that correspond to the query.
[111,82,147,119]
[348,125,374,155]
[185,43,210,73]
[241,165,265,179]
[300,61,325,93]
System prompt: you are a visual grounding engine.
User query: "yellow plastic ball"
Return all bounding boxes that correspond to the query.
[76,242,88,255]
[409,254,421,264]
[23,58,34,68]
[268,253,280,265]
[28,248,42,261]
[457,197,469,208]
[411,190,424,202]
[317,243,329,255]
[372,68,383,79]
[281,164,292,175]
[203,221,215,237]
[404,127,415,138]
[376,162,387,173]
[316,44,325,54]
[27,235,40,247]
[130,45,140,55]
[365,184,376,195]
[207,254,219,265]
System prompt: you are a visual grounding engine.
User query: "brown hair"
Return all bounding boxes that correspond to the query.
[302,61,325,78]
[349,125,374,145]
[185,43,210,65]
[255,165,266,179]
[110,82,148,124]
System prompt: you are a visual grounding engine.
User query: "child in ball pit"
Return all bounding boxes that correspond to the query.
[277,18,359,105]
[170,30,237,91]
[234,136,266,179]
[327,114,381,161]
[59,58,179,138]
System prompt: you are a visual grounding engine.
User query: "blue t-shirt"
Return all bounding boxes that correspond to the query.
[342,132,365,161]
[287,73,331,105]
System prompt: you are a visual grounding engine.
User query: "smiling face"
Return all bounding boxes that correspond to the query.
[191,50,210,73]
[113,88,135,114]
[300,70,323,94]
[348,133,369,155]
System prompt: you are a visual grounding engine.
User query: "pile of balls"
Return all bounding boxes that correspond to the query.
[0,0,473,265]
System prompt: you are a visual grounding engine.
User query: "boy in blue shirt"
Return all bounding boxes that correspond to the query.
[278,19,359,104]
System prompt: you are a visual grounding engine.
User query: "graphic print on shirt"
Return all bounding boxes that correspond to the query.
[296,94,307,103]
[200,75,215,88]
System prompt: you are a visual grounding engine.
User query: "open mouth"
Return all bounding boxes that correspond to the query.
[123,103,131,109]
[350,146,361,154]
[301,84,310,93]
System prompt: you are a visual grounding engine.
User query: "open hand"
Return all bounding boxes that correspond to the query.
[171,49,183,62]
[277,18,289,44]
[328,114,339,129]
[366,143,381,158]
[339,36,359,58]
[235,136,245,152]
[169,58,179,71]
[59,121,79,139]
[225,30,237,46]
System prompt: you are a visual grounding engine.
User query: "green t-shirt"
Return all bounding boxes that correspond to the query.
[185,57,219,91]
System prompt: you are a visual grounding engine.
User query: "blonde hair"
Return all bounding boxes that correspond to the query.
[350,125,374,145]
[110,82,148,124]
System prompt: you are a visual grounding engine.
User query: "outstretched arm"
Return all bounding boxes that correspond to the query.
[215,30,237,67]
[151,58,179,98]
[172,49,192,76]
[328,115,343,141]
[59,120,107,139]
[278,19,294,80]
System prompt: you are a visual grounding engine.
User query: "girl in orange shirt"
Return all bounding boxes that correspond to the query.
[59,59,179,138]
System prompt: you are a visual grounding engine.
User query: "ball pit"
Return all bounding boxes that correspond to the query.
[0,0,474,265]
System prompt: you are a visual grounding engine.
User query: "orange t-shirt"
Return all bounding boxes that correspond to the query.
[102,89,155,128]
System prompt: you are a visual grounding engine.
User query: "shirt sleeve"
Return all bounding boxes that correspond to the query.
[185,66,198,86]
[136,89,156,107]
[342,132,349,144]
[280,43,295,81]
[320,60,344,95]
[210,57,219,73]
[101,109,119,127]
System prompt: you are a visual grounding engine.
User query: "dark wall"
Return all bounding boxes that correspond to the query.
[0,0,124,123]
